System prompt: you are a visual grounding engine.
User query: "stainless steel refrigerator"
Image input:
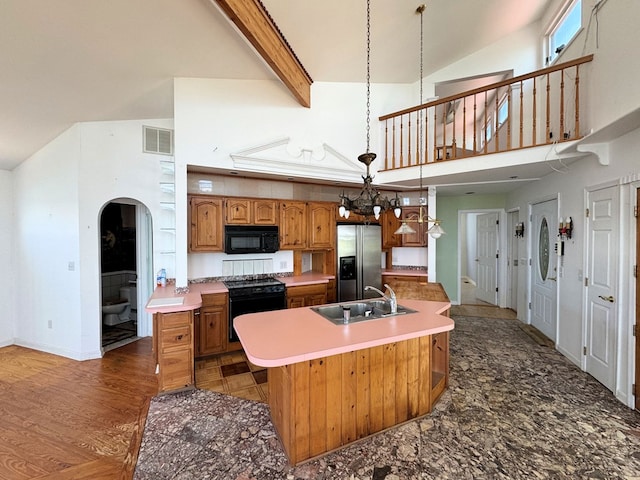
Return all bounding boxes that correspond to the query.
[337,224,382,302]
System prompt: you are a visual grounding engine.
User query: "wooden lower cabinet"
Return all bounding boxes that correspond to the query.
[268,334,448,465]
[155,310,195,393]
[286,283,327,308]
[196,293,228,357]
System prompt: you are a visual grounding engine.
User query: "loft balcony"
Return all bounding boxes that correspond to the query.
[376,55,597,191]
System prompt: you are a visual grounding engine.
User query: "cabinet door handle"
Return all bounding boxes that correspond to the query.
[176,335,184,340]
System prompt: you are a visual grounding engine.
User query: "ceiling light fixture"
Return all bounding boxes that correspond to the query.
[394,4,445,239]
[337,0,402,222]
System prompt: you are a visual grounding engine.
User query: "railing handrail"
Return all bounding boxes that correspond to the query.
[379,54,594,121]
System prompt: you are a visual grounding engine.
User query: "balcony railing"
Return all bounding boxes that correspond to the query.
[378,55,594,170]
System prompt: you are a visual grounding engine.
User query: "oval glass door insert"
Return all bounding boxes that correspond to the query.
[539,217,550,281]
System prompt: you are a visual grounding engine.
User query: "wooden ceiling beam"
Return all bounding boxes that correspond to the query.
[214,0,313,108]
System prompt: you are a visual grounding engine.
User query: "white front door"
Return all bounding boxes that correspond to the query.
[476,212,499,304]
[585,185,619,391]
[530,199,558,341]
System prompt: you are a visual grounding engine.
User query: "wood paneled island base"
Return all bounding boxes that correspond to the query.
[268,332,449,465]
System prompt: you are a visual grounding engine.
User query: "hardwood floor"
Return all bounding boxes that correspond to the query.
[0,338,157,480]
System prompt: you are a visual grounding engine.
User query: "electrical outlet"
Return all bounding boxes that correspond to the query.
[68,261,75,271]
[47,320,52,329]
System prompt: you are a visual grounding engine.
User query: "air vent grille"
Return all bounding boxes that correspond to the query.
[143,126,173,155]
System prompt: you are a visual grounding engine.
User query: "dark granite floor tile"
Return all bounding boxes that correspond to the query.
[135,315,640,480]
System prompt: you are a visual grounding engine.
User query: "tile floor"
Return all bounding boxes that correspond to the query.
[194,303,518,403]
[195,351,268,402]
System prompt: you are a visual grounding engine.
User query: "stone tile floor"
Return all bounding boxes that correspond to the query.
[135,313,640,480]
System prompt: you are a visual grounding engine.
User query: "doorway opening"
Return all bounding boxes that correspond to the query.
[100,202,138,350]
[458,210,503,306]
[99,199,153,352]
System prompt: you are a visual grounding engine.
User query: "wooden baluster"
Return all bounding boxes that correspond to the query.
[407,113,412,166]
[462,97,466,157]
[560,69,565,140]
[483,91,488,154]
[545,73,551,144]
[392,117,396,169]
[451,103,457,159]
[384,120,389,170]
[575,64,581,139]
[442,105,447,159]
[473,94,477,154]
[415,109,420,165]
[400,114,404,167]
[494,89,500,152]
[519,80,524,148]
[424,108,429,163]
[532,77,537,146]
[507,86,512,151]
[433,108,437,161]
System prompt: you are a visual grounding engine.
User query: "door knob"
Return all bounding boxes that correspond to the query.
[598,295,615,303]
[548,277,557,281]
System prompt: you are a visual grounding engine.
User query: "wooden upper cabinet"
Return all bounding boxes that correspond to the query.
[225,198,251,224]
[381,209,402,249]
[253,199,278,225]
[189,196,224,252]
[401,207,427,247]
[307,202,336,249]
[225,198,278,225]
[279,201,307,249]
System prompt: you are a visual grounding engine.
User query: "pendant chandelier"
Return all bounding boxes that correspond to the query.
[337,0,402,222]
[394,4,445,239]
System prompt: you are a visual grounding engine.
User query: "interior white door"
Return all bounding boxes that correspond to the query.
[530,199,558,341]
[585,185,619,391]
[475,212,499,304]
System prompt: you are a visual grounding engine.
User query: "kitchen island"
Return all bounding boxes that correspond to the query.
[234,297,453,465]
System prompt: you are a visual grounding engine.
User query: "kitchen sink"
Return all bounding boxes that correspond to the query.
[311,300,417,325]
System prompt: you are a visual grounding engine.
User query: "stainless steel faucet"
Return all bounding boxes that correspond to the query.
[364,284,397,313]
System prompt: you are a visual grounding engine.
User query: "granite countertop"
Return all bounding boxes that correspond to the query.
[145,272,335,314]
[234,298,452,367]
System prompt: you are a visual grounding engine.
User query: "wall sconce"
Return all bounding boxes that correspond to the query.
[515,222,525,237]
[559,217,573,239]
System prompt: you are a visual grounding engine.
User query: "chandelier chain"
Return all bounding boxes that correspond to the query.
[365,0,371,153]
[418,4,424,195]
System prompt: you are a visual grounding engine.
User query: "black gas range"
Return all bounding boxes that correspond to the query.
[224,277,287,342]
[223,277,286,297]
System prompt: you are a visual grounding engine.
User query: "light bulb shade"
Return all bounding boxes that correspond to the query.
[373,205,381,217]
[428,222,445,239]
[338,205,346,217]
[394,206,402,218]
[394,222,417,235]
[344,209,350,219]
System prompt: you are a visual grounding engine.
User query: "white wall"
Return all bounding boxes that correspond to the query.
[0,170,14,346]
[12,119,173,360]
[506,127,640,405]
[13,125,83,358]
[173,78,415,285]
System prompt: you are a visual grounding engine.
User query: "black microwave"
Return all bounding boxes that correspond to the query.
[224,225,280,254]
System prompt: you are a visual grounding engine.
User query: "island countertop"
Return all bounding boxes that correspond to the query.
[234,298,452,367]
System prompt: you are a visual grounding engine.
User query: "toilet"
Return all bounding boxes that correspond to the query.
[119,284,137,322]
[102,298,130,326]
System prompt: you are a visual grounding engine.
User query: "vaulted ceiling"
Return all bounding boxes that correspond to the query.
[0,0,552,171]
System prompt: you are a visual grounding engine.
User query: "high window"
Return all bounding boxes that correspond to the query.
[546,0,582,65]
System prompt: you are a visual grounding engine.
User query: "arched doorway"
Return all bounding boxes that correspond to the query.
[99,198,153,352]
